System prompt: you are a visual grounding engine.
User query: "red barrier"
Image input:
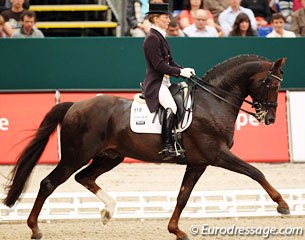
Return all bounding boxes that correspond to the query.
[0,92,289,164]
[0,93,58,164]
[231,93,289,162]
[59,92,136,102]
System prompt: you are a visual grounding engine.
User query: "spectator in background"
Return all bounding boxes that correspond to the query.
[11,10,44,38]
[0,14,7,37]
[179,0,203,29]
[241,0,272,27]
[229,12,257,36]
[269,0,277,13]
[1,0,26,37]
[167,15,185,36]
[0,0,29,13]
[218,0,257,37]
[126,0,165,37]
[203,0,229,24]
[179,0,217,30]
[291,0,305,36]
[126,0,150,37]
[270,0,294,30]
[293,0,303,11]
[275,0,293,29]
[266,12,296,37]
[183,9,218,36]
[12,11,44,38]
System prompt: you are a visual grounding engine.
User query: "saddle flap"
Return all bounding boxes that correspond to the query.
[169,82,189,124]
[130,91,193,134]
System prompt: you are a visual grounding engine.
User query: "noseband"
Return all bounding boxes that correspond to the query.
[188,63,283,122]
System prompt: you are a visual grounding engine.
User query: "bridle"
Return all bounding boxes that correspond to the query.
[188,62,283,122]
[251,62,283,122]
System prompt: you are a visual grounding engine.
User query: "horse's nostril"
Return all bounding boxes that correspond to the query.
[268,119,275,124]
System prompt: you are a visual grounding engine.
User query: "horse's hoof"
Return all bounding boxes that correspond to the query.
[101,209,111,225]
[277,206,290,215]
[31,232,43,239]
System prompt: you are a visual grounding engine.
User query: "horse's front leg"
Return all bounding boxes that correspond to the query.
[168,165,207,240]
[214,149,290,214]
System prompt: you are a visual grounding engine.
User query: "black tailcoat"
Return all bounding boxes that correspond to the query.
[142,28,182,112]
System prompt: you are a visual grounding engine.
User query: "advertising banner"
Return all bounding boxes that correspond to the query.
[287,91,305,162]
[59,92,137,102]
[0,93,58,164]
[231,92,289,162]
[0,91,289,164]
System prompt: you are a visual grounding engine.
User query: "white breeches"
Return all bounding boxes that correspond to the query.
[158,77,177,114]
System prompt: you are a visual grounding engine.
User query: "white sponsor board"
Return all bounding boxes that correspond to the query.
[288,91,305,162]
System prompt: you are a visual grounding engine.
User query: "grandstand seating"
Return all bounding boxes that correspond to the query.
[29,1,118,37]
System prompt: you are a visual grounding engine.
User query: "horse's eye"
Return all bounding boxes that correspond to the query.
[270,85,279,92]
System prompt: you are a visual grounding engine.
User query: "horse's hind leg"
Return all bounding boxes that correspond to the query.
[27,160,86,239]
[214,149,290,214]
[74,155,124,225]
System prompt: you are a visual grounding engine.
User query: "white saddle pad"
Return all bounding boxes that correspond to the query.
[130,93,193,134]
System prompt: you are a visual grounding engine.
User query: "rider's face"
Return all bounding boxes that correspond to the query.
[154,14,171,31]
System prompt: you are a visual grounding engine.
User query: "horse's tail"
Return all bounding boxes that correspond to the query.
[3,102,74,207]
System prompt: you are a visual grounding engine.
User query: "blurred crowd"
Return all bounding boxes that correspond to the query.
[126,0,305,38]
[0,0,304,38]
[0,0,44,38]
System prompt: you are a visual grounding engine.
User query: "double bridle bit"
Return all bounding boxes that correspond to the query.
[254,69,283,122]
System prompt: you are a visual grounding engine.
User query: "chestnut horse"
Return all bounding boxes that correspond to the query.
[3,55,290,240]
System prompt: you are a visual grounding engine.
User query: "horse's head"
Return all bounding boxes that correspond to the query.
[249,58,286,125]
[196,55,286,125]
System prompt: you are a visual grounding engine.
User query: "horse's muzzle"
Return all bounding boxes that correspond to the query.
[265,111,276,125]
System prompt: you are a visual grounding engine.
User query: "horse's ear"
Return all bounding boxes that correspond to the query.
[274,58,287,69]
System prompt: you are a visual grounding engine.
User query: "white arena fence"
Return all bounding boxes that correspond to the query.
[0,189,304,221]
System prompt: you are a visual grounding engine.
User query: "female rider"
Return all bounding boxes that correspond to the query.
[142,3,195,160]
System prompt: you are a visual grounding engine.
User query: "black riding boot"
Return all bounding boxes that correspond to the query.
[159,108,177,160]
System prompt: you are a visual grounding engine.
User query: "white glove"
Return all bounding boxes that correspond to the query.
[180,68,196,78]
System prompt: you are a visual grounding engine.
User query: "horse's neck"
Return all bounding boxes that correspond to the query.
[200,65,261,122]
[198,59,267,125]
[209,72,250,106]
[195,88,241,132]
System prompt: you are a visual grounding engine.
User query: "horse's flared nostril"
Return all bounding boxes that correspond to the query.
[266,118,275,125]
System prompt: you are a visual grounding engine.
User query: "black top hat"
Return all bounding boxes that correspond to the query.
[146,3,171,15]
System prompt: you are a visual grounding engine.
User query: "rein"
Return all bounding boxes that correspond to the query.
[188,68,283,122]
[188,75,258,118]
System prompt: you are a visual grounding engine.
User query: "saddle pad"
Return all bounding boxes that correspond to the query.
[130,94,192,134]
